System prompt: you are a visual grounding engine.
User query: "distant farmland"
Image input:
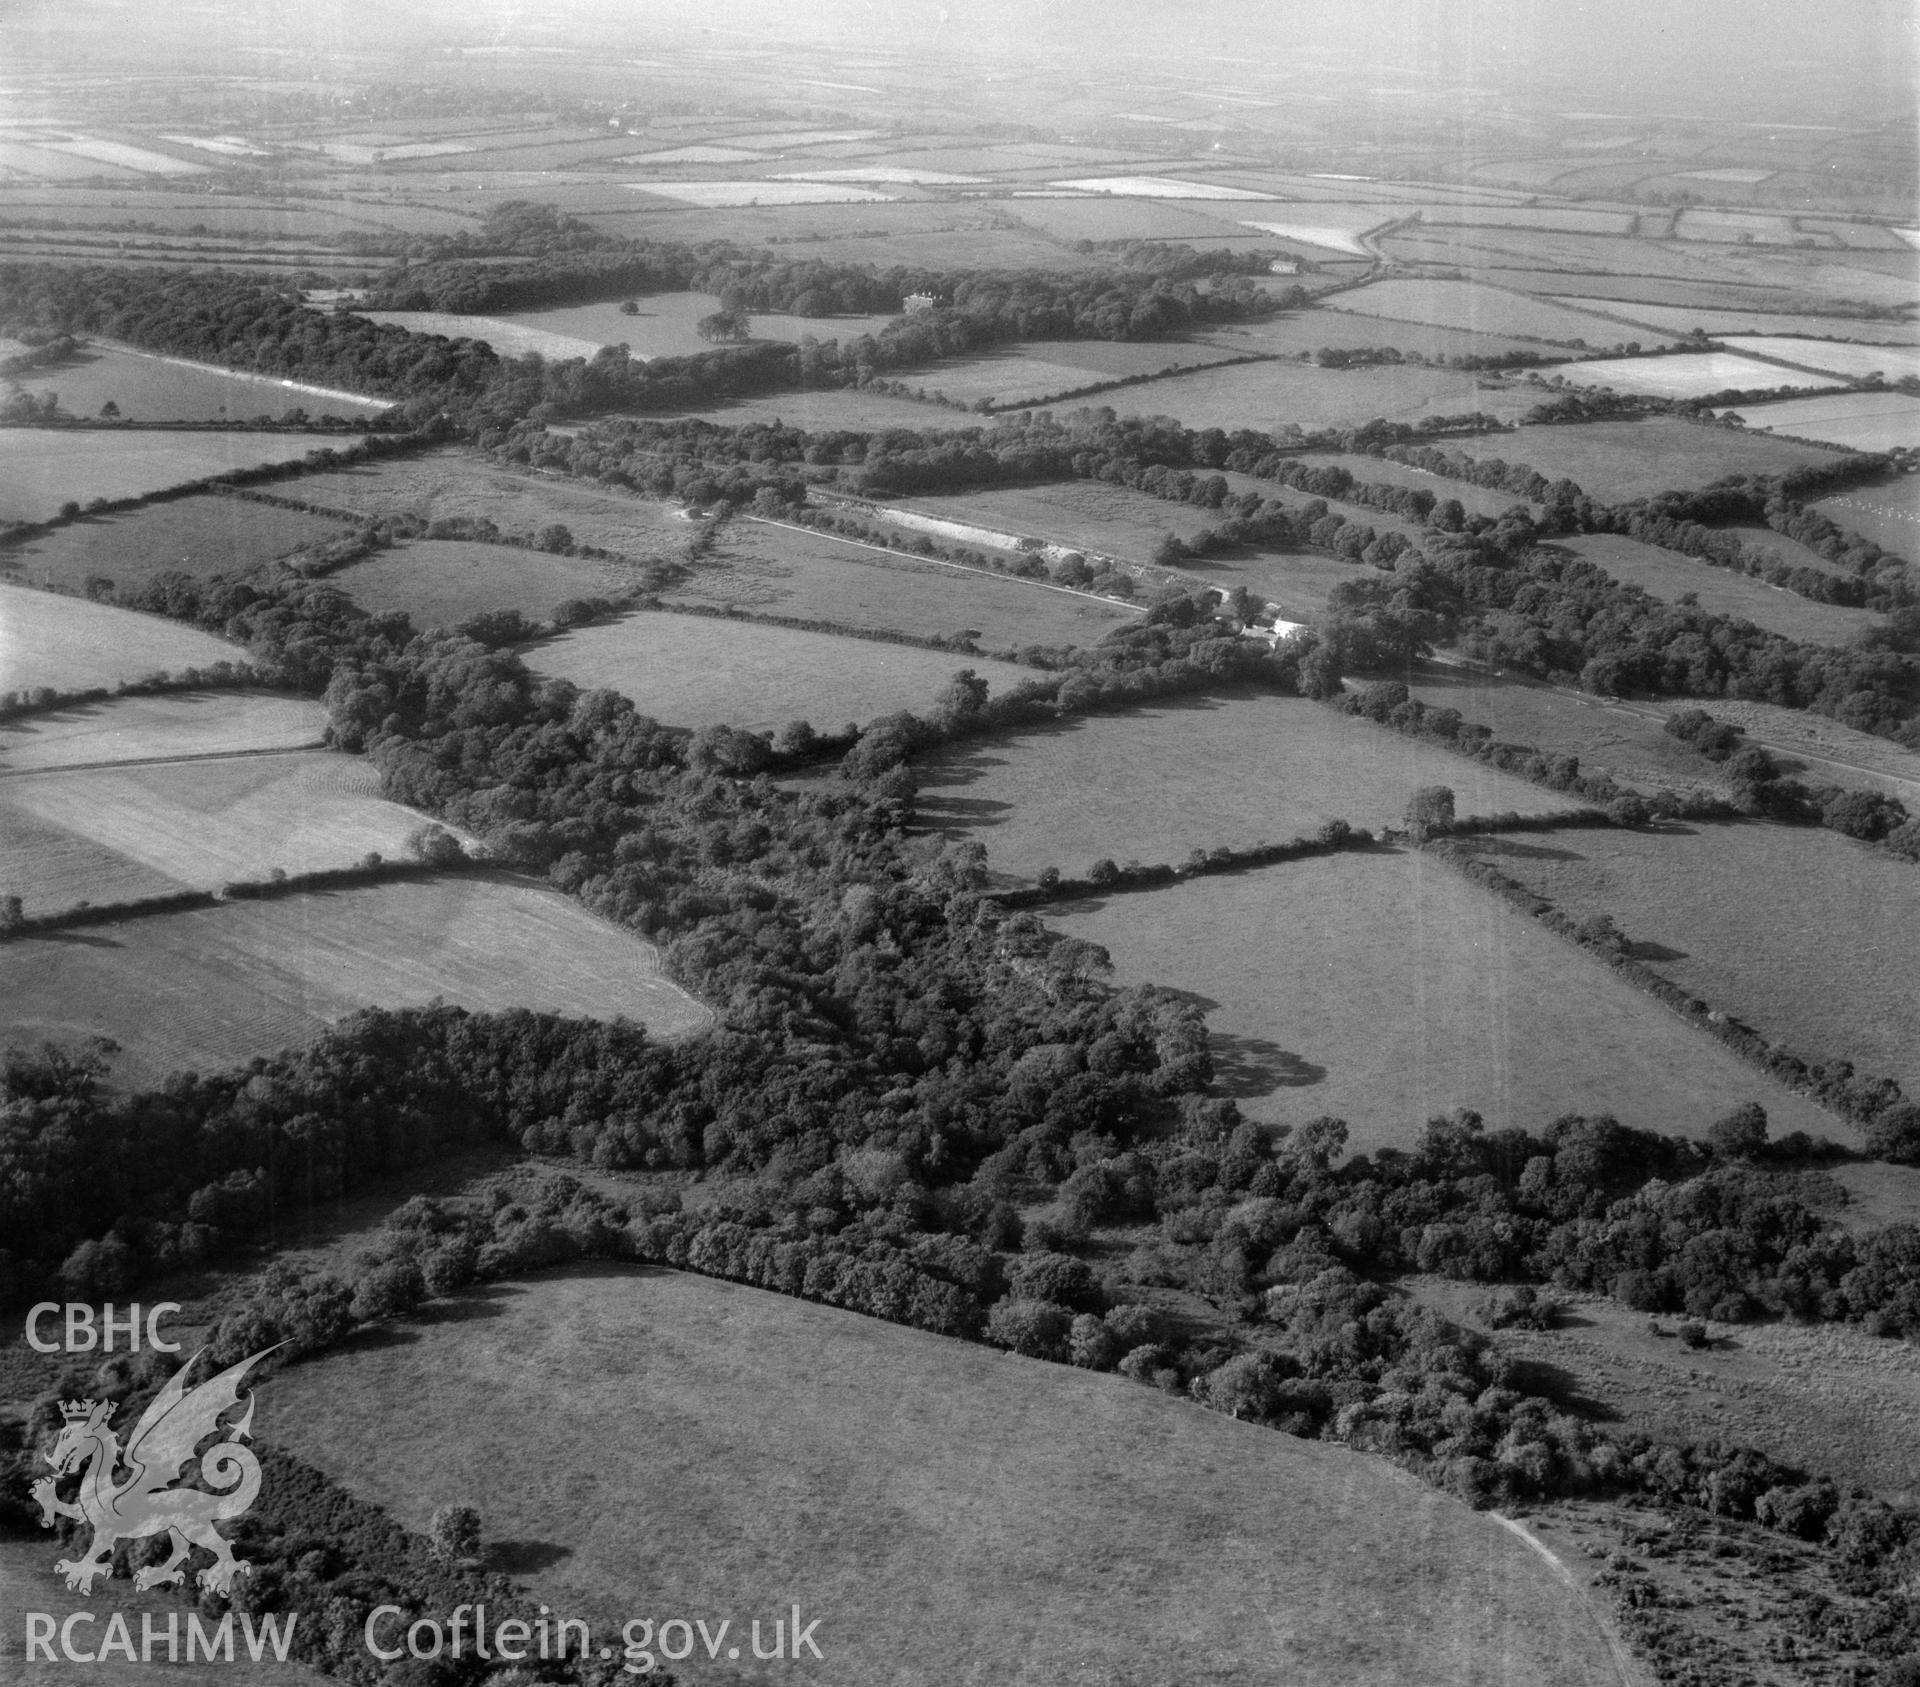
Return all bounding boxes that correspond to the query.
[1494,417,1843,501]
[915,692,1578,880]
[0,429,353,525]
[1047,851,1846,1153]
[5,343,392,422]
[1321,280,1671,346]
[2,876,709,1087]
[266,1265,1628,1687]
[886,480,1228,565]
[1551,352,1835,399]
[1718,391,1920,453]
[0,582,244,693]
[525,611,1031,734]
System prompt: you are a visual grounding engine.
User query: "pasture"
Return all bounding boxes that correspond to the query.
[1047,850,1846,1153]
[1552,299,1920,345]
[886,480,1227,565]
[1494,417,1843,501]
[265,1265,1628,1687]
[1320,281,1667,347]
[281,453,693,564]
[1814,475,1920,559]
[675,520,1136,653]
[1549,352,1835,399]
[0,583,243,693]
[334,539,637,628]
[915,692,1578,880]
[1555,534,1882,645]
[1,876,708,1087]
[6,344,391,422]
[1719,391,1920,453]
[493,291,903,361]
[668,388,969,432]
[354,310,606,361]
[1453,821,1920,1094]
[525,611,1032,734]
[633,180,895,207]
[0,494,347,592]
[1199,312,1540,364]
[0,689,323,771]
[0,430,354,526]
[1722,337,1920,383]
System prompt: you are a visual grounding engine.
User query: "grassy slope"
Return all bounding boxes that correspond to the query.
[0,433,352,526]
[0,583,244,693]
[0,496,347,593]
[0,691,324,770]
[265,1265,1631,1687]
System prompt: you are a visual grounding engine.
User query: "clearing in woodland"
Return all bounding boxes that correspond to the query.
[914,691,1579,881]
[1491,418,1844,502]
[0,582,244,694]
[265,1264,1631,1687]
[333,539,640,628]
[1047,850,1846,1154]
[0,876,708,1088]
[525,611,1031,734]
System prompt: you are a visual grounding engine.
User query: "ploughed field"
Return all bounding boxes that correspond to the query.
[914,692,1580,881]
[524,612,1031,735]
[0,583,246,694]
[3,876,708,1089]
[264,1264,1631,1687]
[1046,850,1845,1155]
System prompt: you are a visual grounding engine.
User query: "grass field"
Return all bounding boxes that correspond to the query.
[1723,337,1920,383]
[1719,391,1920,453]
[1047,850,1845,1153]
[1813,475,1920,559]
[280,453,693,564]
[671,520,1136,652]
[264,1265,1629,1687]
[1199,312,1540,364]
[0,750,435,909]
[1550,352,1836,399]
[0,583,244,693]
[525,611,1031,734]
[1321,281,1666,347]
[1167,545,1373,621]
[1555,534,1882,644]
[7,344,390,422]
[496,291,903,359]
[0,430,354,526]
[355,309,606,361]
[0,494,347,592]
[1652,695,1920,805]
[1494,417,1844,501]
[888,480,1228,565]
[1452,822,1920,1094]
[1552,299,1920,345]
[0,689,324,770]
[1,876,708,1087]
[668,387,973,432]
[335,539,639,628]
[917,692,1576,879]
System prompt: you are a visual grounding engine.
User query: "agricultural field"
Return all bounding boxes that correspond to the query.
[1652,695,1920,806]
[439,291,903,362]
[1199,310,1540,364]
[282,452,694,564]
[265,1265,1627,1687]
[914,691,1580,881]
[334,539,639,628]
[0,429,355,525]
[1076,358,1543,433]
[1046,849,1844,1153]
[671,520,1137,653]
[1554,534,1883,645]
[1002,193,1277,245]
[884,480,1232,566]
[1293,452,1537,520]
[1722,337,1920,382]
[1,876,708,1088]
[1553,299,1920,344]
[1169,544,1381,623]
[0,582,244,693]
[1548,352,1836,399]
[1451,822,1920,1095]
[525,611,1031,734]
[0,493,348,592]
[1,750,436,909]
[355,310,606,361]
[1813,475,1920,559]
[668,387,971,432]
[0,689,323,771]
[1492,416,1845,501]
[6,343,392,422]
[1718,391,1920,452]
[1321,280,1671,347]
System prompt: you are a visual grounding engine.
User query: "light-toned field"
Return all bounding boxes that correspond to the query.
[280,453,693,563]
[355,309,606,361]
[1723,337,1920,382]
[1199,312,1539,364]
[0,494,347,592]
[1556,534,1882,645]
[0,689,323,770]
[526,611,1032,734]
[916,692,1579,881]
[0,751,434,909]
[265,1265,1629,1687]
[1454,822,1920,1093]
[1004,194,1275,244]
[0,583,244,693]
[1322,281,1665,347]
[335,539,639,628]
[1048,174,1267,199]
[887,480,1231,565]
[1234,219,1381,255]
[1082,359,1543,433]
[1553,299,1920,345]
[1048,850,1847,1153]
[1813,476,1920,559]
[1550,352,1835,399]
[1495,417,1844,501]
[5,344,390,421]
[1719,391,1920,452]
[0,430,354,525]
[491,292,904,361]
[1,876,708,1086]
[634,180,895,206]
[673,520,1136,652]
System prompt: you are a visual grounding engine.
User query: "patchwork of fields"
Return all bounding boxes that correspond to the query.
[266,1266,1629,1687]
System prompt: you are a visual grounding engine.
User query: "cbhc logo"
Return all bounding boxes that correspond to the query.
[25,1304,182,1354]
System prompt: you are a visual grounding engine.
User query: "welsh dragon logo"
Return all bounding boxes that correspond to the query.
[30,1344,280,1596]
